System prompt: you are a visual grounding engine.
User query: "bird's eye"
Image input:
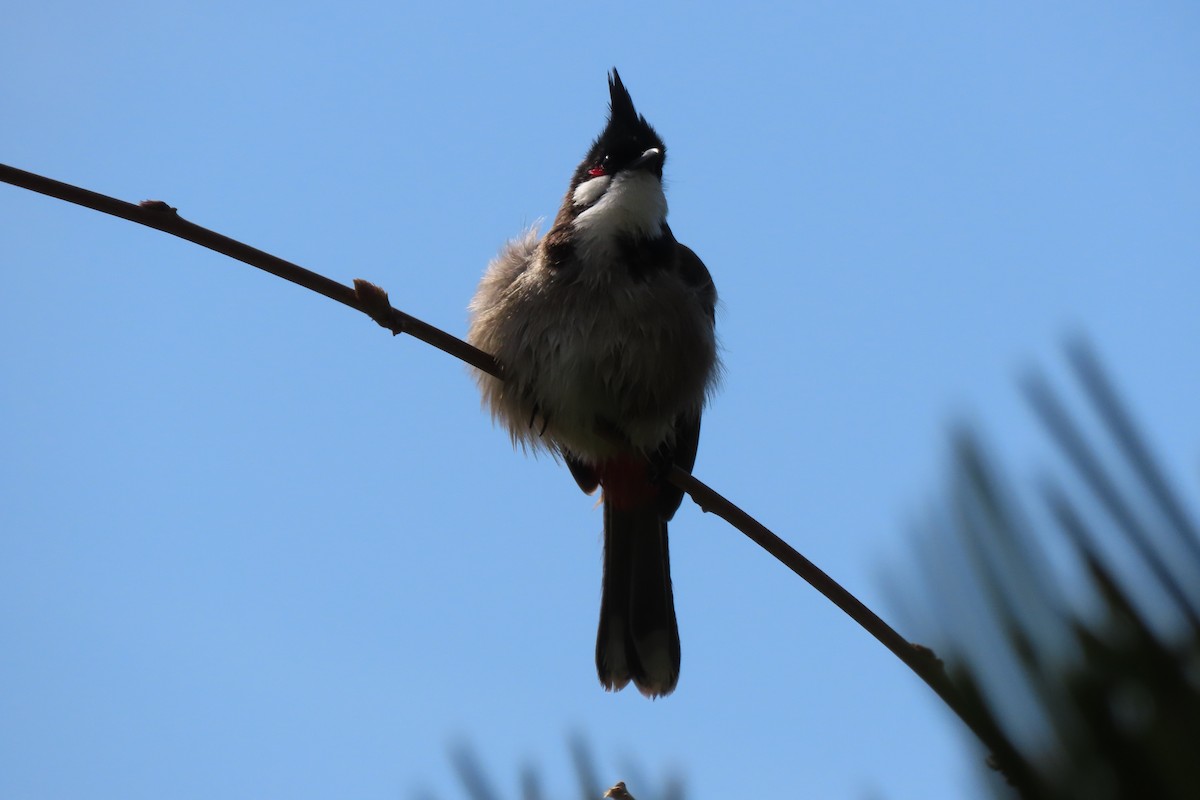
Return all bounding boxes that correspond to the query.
[588,154,612,177]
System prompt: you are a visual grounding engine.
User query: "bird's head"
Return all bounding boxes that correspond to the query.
[564,70,668,238]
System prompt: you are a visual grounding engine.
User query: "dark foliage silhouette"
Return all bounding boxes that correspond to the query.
[911,343,1200,798]
[417,737,681,800]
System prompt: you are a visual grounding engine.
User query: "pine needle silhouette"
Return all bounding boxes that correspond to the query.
[912,342,1200,799]
[418,737,681,800]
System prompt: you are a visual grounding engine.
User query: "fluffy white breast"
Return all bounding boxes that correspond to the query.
[572,174,610,207]
[572,171,667,248]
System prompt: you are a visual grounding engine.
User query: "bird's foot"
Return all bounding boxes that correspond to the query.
[646,441,675,484]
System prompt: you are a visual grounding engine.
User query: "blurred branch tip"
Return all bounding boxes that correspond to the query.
[910,340,1200,797]
[604,781,634,799]
[434,738,672,800]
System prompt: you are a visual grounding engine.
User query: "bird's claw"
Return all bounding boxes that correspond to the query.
[647,442,675,483]
[528,404,550,437]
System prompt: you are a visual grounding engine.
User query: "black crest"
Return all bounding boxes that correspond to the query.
[607,69,644,135]
[573,69,666,185]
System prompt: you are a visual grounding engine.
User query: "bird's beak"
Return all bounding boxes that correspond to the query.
[628,147,663,172]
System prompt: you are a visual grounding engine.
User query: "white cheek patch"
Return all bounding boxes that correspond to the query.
[573,171,667,244]
[572,175,610,207]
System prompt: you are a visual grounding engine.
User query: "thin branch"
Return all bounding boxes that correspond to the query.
[1,163,993,760]
[673,468,993,744]
[0,163,500,378]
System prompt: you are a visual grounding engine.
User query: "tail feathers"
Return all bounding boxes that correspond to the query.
[596,503,681,698]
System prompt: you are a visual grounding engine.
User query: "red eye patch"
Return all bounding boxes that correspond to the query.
[587,166,606,177]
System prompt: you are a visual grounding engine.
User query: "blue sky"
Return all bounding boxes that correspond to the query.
[3,2,1199,798]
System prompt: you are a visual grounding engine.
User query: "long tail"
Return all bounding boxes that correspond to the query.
[595,501,681,698]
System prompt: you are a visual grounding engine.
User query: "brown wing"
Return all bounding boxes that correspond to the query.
[674,241,717,322]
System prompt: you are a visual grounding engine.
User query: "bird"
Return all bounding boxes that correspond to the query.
[467,69,719,698]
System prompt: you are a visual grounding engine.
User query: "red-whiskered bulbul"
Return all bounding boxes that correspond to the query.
[468,70,719,697]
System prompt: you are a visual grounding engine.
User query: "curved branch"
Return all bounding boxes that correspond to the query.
[671,468,1002,756]
[1,162,1003,771]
